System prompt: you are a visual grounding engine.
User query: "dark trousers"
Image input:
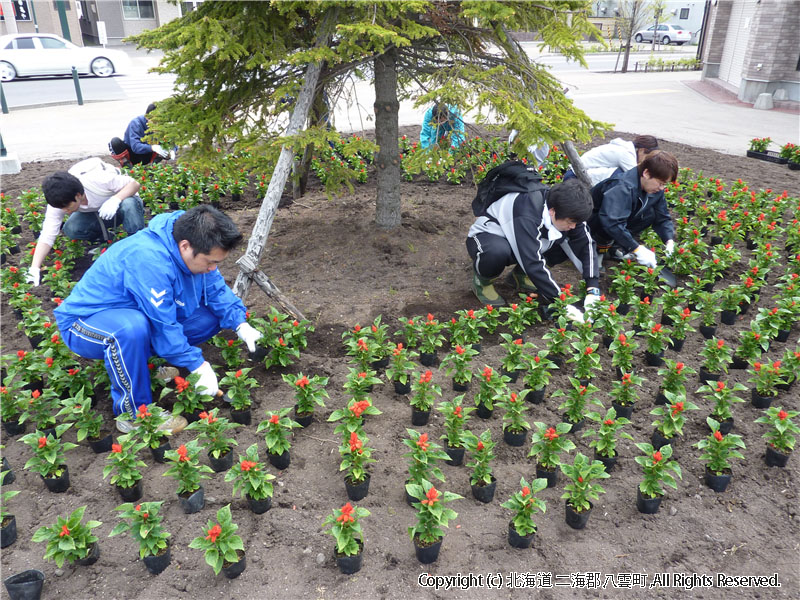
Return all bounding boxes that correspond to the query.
[466,232,569,279]
[109,137,157,165]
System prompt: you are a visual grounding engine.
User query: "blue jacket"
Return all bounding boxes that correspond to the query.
[54,211,247,370]
[420,104,465,150]
[123,114,152,155]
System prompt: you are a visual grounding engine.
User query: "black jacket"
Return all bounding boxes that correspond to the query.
[589,167,675,253]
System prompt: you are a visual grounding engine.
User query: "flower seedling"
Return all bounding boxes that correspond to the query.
[461,429,495,486]
[55,387,103,441]
[733,328,769,364]
[186,408,240,459]
[283,372,329,416]
[409,370,441,412]
[322,502,370,557]
[161,373,211,416]
[583,407,633,459]
[163,440,213,495]
[437,395,474,450]
[18,387,59,432]
[528,422,576,470]
[406,479,461,545]
[109,501,171,559]
[640,322,671,355]
[448,308,483,347]
[500,303,528,337]
[417,313,446,355]
[567,341,602,381]
[609,331,637,374]
[189,504,244,575]
[700,338,733,375]
[211,335,246,369]
[21,423,76,478]
[755,407,800,454]
[345,336,378,370]
[747,360,787,398]
[32,505,102,567]
[669,306,697,342]
[342,367,382,400]
[542,318,576,359]
[552,378,601,426]
[220,368,259,411]
[496,391,531,434]
[501,477,547,537]
[657,359,695,396]
[476,304,501,334]
[694,417,746,475]
[521,351,557,392]
[328,398,382,437]
[650,391,699,440]
[560,452,610,513]
[635,443,682,499]
[498,334,529,376]
[339,430,376,485]
[224,444,276,501]
[118,403,171,449]
[609,372,645,408]
[697,380,746,422]
[403,429,450,486]
[0,471,20,523]
[103,439,147,489]
[257,407,300,457]
[439,344,479,386]
[385,343,419,386]
[473,366,510,413]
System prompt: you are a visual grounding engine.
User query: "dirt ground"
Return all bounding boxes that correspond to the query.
[1,127,799,600]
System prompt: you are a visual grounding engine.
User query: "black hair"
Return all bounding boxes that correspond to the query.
[432,103,451,121]
[548,178,593,222]
[42,171,84,209]
[632,134,658,152]
[638,150,679,182]
[145,102,157,114]
[172,205,243,254]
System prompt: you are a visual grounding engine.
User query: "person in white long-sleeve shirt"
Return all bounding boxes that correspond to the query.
[575,135,659,186]
[26,157,144,287]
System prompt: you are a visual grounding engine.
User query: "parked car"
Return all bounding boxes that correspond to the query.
[0,34,130,82]
[633,24,692,45]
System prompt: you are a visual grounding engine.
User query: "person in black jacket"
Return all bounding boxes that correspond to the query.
[466,178,599,321]
[588,150,678,268]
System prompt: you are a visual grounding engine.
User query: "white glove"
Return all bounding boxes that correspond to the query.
[664,239,675,257]
[583,292,600,313]
[632,245,657,268]
[26,267,41,287]
[565,304,585,324]
[98,197,122,220]
[236,322,262,353]
[191,361,218,397]
[151,144,170,159]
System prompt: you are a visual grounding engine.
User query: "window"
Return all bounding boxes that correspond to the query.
[680,8,689,20]
[180,1,203,16]
[122,0,155,20]
[40,37,68,50]
[15,37,36,49]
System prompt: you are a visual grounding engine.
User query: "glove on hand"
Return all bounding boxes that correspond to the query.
[632,245,657,268]
[191,361,218,397]
[98,197,122,220]
[151,144,170,159]
[565,304,585,324]
[236,322,262,353]
[664,239,675,257]
[26,267,40,287]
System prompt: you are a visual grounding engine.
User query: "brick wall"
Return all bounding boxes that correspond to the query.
[743,0,800,82]
[701,0,732,79]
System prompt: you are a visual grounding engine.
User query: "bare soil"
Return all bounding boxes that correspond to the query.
[0,128,798,600]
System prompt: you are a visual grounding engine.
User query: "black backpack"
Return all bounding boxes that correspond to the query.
[472,160,547,217]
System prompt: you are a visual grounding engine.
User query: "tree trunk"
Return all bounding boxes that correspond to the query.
[621,1,639,74]
[373,47,401,230]
[293,70,330,200]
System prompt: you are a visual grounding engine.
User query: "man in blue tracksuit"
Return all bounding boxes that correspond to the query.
[54,206,262,432]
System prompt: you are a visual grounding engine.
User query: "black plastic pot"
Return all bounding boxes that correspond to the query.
[730,355,749,370]
[503,428,527,447]
[444,445,465,466]
[75,541,100,566]
[246,493,272,514]
[644,351,664,367]
[475,403,493,419]
[698,368,721,385]
[411,408,431,426]
[3,569,44,600]
[230,407,252,426]
[178,486,205,514]
[142,543,171,575]
[565,500,593,529]
[611,401,633,419]
[750,388,774,409]
[765,445,790,468]
[699,325,717,339]
[222,550,246,579]
[704,467,731,493]
[393,380,411,395]
[602,334,613,349]
[42,466,70,493]
[617,303,631,316]
[527,387,546,404]
[501,369,520,383]
[714,416,734,435]
[636,488,663,514]
[3,420,25,437]
[268,450,291,470]
[507,522,535,549]
[88,432,113,454]
[1,456,14,485]
[451,379,469,392]
[536,464,558,488]
[150,439,171,463]
[471,476,497,504]
[116,479,144,502]
[654,390,669,405]
[345,474,371,501]
[1,515,17,548]
[669,337,686,352]
[650,429,673,451]
[208,450,234,473]
[413,537,442,564]
[593,452,617,473]
[335,543,364,575]
[370,356,389,370]
[775,329,791,343]
[419,352,437,367]
[720,310,737,326]
[564,417,585,434]
[293,408,313,428]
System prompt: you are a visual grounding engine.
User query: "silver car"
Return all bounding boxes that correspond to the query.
[0,33,130,82]
[633,24,692,45]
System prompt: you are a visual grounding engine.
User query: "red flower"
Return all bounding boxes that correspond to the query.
[584,346,593,355]
[416,433,430,451]
[240,460,257,472]
[716,339,725,349]
[353,325,361,333]
[269,414,280,425]
[778,410,788,420]
[174,377,189,393]
[714,430,723,442]
[577,476,583,483]
[137,404,152,418]
[671,402,685,416]
[521,486,530,497]
[421,487,440,506]
[357,372,367,379]
[350,400,370,417]
[482,366,493,381]
[618,333,627,343]
[544,427,558,441]
[336,503,355,523]
[455,345,465,355]
[453,406,462,418]
[295,375,310,388]
[16,350,26,360]
[653,451,662,462]
[604,419,614,425]
[59,525,70,538]
[235,369,243,379]
[111,443,122,453]
[228,340,235,347]
[135,504,142,511]
[419,370,432,384]
[477,441,484,451]
[205,524,222,543]
[393,343,404,356]
[38,436,47,448]
[177,445,189,462]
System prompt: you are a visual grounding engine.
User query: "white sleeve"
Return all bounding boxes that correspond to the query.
[37,204,66,247]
